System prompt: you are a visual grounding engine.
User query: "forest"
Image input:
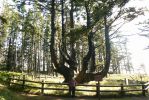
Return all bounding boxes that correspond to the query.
[0,0,145,84]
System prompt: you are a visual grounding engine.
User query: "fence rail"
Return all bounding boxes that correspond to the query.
[8,75,149,97]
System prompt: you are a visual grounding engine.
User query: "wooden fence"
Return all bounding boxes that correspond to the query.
[7,75,149,97]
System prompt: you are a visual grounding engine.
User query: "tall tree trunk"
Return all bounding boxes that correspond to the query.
[50,0,75,82]
[101,15,111,77]
[69,0,77,71]
[6,30,17,71]
[76,1,95,83]
[60,0,65,65]
[6,38,13,71]
[50,0,58,68]
[21,33,25,72]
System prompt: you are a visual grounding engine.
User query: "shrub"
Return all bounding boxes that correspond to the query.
[0,71,22,85]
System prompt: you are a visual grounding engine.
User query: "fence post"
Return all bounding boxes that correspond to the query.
[22,75,25,90]
[99,82,101,100]
[39,74,41,81]
[13,75,15,83]
[96,81,100,100]
[96,83,99,97]
[41,80,44,95]
[19,75,21,79]
[142,84,146,96]
[32,74,34,81]
[120,84,124,97]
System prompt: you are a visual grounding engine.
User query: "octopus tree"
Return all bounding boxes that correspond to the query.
[49,0,139,83]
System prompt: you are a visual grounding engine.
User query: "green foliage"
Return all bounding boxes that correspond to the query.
[0,16,7,24]
[66,26,87,43]
[123,7,144,21]
[0,15,8,46]
[0,71,22,84]
[0,84,25,100]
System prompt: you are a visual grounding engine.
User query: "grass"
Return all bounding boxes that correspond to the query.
[6,73,149,96]
[0,84,25,100]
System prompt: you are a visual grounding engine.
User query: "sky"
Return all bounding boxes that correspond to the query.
[119,0,149,74]
[1,0,149,74]
[0,1,3,13]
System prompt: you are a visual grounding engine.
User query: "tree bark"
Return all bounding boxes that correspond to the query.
[101,16,111,77]
[76,1,95,83]
[50,0,59,68]
[69,0,77,71]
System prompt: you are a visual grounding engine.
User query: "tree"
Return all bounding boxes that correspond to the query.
[0,5,21,71]
[0,0,142,83]
[0,6,8,68]
[0,15,7,47]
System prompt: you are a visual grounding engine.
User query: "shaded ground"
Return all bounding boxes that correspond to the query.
[21,94,149,100]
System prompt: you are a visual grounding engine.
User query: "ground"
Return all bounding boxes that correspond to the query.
[1,73,149,100]
[1,83,149,100]
[22,94,149,100]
